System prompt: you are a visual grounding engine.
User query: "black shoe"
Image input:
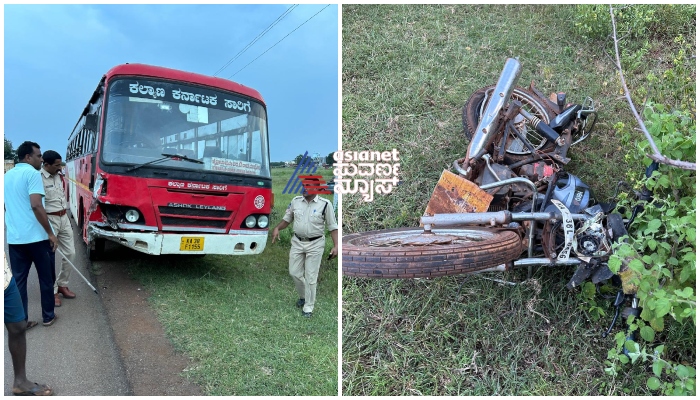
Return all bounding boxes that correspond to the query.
[302,311,312,318]
[296,298,305,308]
[42,315,58,327]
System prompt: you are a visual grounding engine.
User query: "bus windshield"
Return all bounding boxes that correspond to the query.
[101,77,270,178]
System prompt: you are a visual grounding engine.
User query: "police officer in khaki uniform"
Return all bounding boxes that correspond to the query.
[40,151,77,307]
[271,188,338,318]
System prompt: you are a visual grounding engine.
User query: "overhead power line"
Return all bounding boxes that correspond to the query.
[228,4,331,79]
[213,4,298,77]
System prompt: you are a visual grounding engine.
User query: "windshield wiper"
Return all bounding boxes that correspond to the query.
[126,153,204,172]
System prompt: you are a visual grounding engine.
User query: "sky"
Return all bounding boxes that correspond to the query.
[3,4,339,163]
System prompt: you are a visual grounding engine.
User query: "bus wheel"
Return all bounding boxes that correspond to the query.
[87,238,105,261]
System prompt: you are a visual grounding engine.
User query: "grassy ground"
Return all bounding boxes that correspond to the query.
[341,4,695,396]
[122,167,338,395]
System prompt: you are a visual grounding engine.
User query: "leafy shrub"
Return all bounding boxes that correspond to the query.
[574,4,695,41]
[575,7,696,390]
[604,105,696,395]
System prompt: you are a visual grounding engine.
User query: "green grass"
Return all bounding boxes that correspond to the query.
[123,167,338,396]
[341,4,695,396]
[343,270,611,395]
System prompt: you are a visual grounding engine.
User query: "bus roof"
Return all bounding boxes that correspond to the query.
[104,63,265,105]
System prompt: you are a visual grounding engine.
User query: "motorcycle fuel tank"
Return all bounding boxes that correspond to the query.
[548,172,593,213]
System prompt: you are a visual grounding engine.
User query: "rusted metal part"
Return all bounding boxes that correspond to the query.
[528,80,562,116]
[480,176,538,198]
[480,176,538,257]
[519,161,555,182]
[496,128,508,163]
[506,120,537,155]
[424,170,493,217]
[541,219,558,262]
[453,158,468,176]
[495,101,524,163]
[477,155,516,197]
[504,100,524,121]
[551,126,574,164]
[549,152,571,165]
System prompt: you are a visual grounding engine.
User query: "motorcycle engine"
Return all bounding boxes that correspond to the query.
[541,174,607,259]
[519,161,555,182]
[575,222,610,257]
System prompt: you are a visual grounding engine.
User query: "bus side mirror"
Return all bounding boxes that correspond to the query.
[85,114,98,132]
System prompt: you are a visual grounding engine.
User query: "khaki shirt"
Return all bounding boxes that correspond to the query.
[40,168,68,213]
[282,195,338,239]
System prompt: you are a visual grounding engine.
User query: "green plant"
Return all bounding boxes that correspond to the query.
[603,105,696,395]
[578,282,606,321]
[656,35,696,113]
[574,4,695,41]
[342,3,694,395]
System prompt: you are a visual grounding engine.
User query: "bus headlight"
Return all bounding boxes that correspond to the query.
[245,215,257,228]
[257,215,269,228]
[125,209,140,223]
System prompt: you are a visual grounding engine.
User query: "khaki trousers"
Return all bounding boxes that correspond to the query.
[48,213,75,293]
[289,236,325,313]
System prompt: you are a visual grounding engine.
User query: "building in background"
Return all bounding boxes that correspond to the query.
[4,160,15,173]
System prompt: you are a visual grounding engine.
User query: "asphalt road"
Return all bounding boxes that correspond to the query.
[4,217,202,395]
[4,222,130,395]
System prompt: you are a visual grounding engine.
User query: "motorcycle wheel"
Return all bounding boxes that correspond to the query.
[343,227,523,278]
[462,85,556,164]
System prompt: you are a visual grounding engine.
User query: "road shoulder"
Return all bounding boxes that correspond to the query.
[91,253,203,396]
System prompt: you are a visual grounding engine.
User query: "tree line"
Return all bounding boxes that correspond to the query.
[5,138,17,162]
[271,152,335,168]
[5,139,336,168]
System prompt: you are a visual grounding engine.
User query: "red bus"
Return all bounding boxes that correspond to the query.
[65,63,272,259]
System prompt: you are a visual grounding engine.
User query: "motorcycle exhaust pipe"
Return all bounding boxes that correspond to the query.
[466,58,522,162]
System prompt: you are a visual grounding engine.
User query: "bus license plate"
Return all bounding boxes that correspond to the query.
[180,237,204,251]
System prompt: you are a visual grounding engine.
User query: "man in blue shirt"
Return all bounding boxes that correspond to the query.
[5,141,59,327]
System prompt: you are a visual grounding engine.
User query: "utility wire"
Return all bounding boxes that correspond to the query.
[228,4,331,79]
[213,4,298,77]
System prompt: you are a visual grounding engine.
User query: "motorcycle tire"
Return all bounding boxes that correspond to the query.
[343,227,523,279]
[462,85,556,164]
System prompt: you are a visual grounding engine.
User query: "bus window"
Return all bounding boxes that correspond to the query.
[100,78,270,178]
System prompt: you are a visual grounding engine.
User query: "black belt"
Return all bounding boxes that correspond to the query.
[47,209,67,217]
[295,234,322,242]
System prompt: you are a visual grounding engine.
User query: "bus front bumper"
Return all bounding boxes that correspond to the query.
[89,225,268,256]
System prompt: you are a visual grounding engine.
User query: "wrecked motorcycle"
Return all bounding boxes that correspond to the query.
[342,58,640,336]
